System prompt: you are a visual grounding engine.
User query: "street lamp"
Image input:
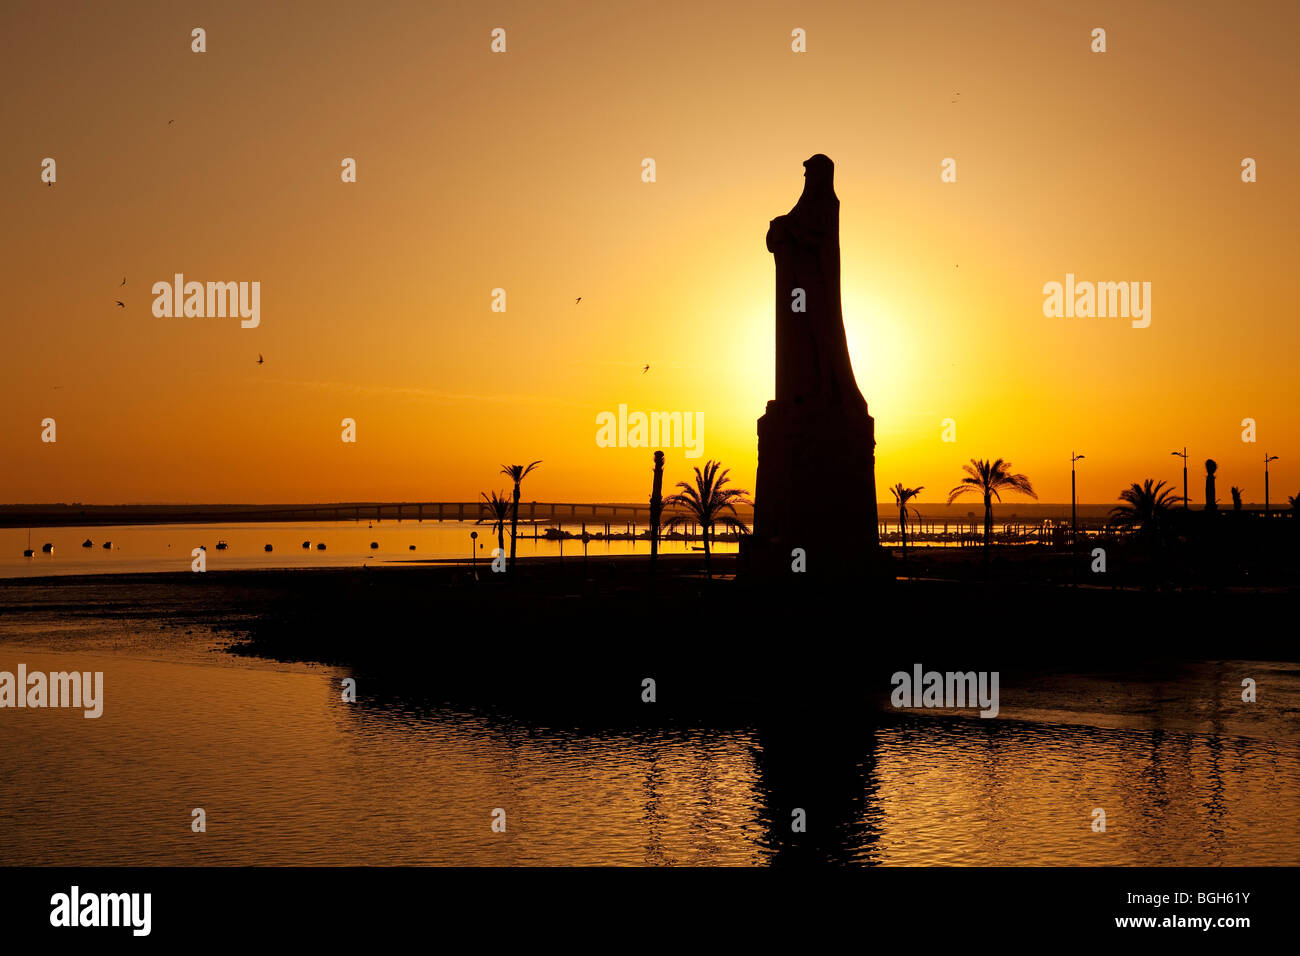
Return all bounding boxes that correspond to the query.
[1171,447,1189,509]
[1071,452,1085,547]
[1265,454,1279,516]
[470,530,478,570]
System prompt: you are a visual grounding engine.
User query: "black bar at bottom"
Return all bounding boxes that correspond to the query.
[0,866,1285,943]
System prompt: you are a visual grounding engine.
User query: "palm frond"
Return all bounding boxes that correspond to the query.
[499,460,542,482]
[948,458,1035,504]
[891,483,924,506]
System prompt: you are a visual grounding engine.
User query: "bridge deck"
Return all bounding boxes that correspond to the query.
[0,502,722,528]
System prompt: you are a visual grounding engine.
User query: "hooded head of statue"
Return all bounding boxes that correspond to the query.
[801,154,836,200]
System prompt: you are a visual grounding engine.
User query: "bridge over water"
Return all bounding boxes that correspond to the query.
[1,502,1285,535]
[0,501,752,529]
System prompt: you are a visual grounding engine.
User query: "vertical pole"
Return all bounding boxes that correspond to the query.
[1071,455,1077,547]
[1265,455,1271,516]
[649,450,664,578]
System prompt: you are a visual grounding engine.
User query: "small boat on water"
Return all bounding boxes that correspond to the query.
[302,541,311,549]
[101,541,113,550]
[41,543,54,554]
[82,538,94,548]
[23,548,34,558]
[316,543,326,551]
[264,544,273,552]
[369,541,379,550]
[409,545,416,550]
[216,540,229,550]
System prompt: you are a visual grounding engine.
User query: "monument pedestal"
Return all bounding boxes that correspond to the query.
[748,398,879,574]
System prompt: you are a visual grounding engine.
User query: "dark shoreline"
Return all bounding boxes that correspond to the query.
[2,555,1297,710]
[1,557,1297,785]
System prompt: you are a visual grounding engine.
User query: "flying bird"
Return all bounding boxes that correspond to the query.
[257,354,264,365]
[168,119,174,126]
[120,277,126,285]
[115,300,125,308]
[575,297,582,304]
[642,364,650,373]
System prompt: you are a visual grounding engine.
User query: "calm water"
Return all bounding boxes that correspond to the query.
[0,521,736,579]
[1,619,1297,865]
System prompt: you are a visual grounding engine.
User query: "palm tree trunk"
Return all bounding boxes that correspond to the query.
[983,494,993,555]
[703,523,712,579]
[899,505,907,557]
[509,484,520,570]
[497,523,504,558]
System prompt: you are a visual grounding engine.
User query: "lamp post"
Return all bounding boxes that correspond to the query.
[1265,454,1279,515]
[1071,452,1085,548]
[470,530,477,570]
[1171,447,1189,508]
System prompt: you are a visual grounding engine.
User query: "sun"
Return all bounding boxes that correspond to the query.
[842,288,916,414]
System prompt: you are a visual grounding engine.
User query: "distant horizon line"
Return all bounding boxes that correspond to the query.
[0,501,1284,512]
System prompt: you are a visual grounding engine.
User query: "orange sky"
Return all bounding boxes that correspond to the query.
[2,0,1297,506]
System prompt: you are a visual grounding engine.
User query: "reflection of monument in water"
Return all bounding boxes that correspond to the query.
[750,155,879,571]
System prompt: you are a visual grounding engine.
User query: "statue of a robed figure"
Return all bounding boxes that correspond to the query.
[750,155,879,572]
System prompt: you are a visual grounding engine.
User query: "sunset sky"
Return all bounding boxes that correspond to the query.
[3,0,1297,505]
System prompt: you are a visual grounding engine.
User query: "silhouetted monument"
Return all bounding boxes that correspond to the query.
[649,450,665,572]
[1205,459,1218,512]
[750,155,879,572]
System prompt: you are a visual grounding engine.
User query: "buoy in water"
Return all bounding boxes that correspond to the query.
[41,543,54,554]
[82,539,94,548]
[316,543,326,551]
[264,544,273,552]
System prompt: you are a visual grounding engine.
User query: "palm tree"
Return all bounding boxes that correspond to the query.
[478,490,511,559]
[663,460,751,579]
[946,458,1037,555]
[499,460,542,571]
[1110,479,1184,537]
[1230,486,1243,512]
[889,483,924,557]
[1289,493,1300,513]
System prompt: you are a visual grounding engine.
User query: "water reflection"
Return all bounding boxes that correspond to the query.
[1,644,1297,865]
[0,521,737,579]
[753,722,881,865]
